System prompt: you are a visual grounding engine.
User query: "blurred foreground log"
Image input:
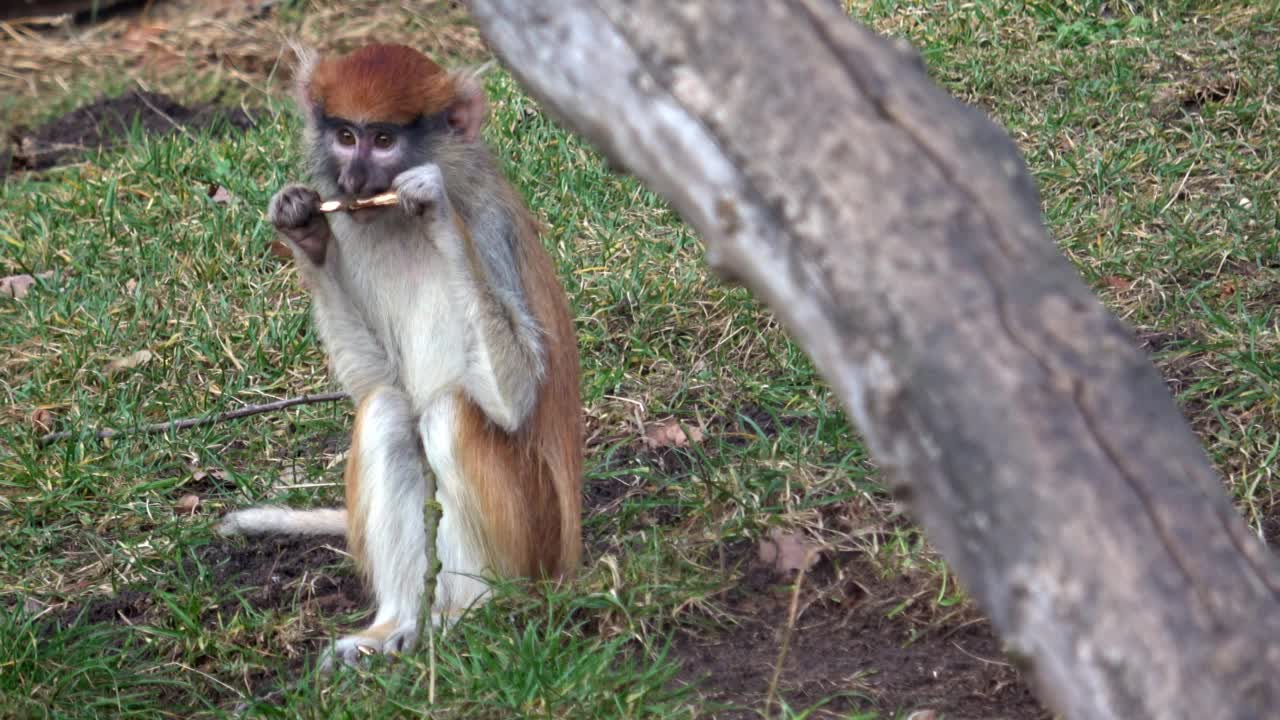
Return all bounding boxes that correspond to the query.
[464,1,1280,718]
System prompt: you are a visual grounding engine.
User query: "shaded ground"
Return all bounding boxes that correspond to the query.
[36,409,1054,720]
[46,499,1049,720]
[39,536,362,713]
[1,0,149,22]
[3,89,259,178]
[581,423,1051,719]
[197,536,365,622]
[667,544,1048,719]
[50,536,364,647]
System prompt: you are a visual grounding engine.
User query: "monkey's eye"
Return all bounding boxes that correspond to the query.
[336,128,357,146]
[373,131,395,149]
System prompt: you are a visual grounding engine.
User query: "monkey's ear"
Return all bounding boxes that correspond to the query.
[447,67,492,143]
[285,40,319,112]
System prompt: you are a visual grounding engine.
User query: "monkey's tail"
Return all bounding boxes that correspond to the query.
[216,506,347,537]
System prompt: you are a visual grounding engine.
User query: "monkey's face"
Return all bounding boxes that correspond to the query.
[316,111,445,214]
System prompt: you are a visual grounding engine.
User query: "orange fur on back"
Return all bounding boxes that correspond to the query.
[455,197,583,581]
[307,44,455,124]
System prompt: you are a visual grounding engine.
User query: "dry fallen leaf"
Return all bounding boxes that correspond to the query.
[191,468,229,484]
[757,527,822,576]
[120,21,168,52]
[1100,275,1132,291]
[175,494,201,515]
[120,22,183,74]
[642,419,705,449]
[124,278,138,294]
[269,240,293,259]
[1,271,55,300]
[30,408,55,434]
[23,595,49,617]
[106,349,154,375]
[208,184,235,205]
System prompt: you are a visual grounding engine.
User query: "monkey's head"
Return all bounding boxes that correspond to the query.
[294,43,488,204]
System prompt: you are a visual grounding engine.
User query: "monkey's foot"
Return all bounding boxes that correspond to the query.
[318,621,418,673]
[316,611,466,672]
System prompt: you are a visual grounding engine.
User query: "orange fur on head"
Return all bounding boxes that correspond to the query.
[307,44,456,124]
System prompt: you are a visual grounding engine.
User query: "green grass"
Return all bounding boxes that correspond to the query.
[2,0,1279,718]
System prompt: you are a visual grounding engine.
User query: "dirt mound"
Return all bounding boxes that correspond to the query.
[670,546,1050,719]
[196,535,366,617]
[47,536,363,638]
[4,89,259,177]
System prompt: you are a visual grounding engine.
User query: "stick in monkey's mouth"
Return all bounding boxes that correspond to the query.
[318,192,399,214]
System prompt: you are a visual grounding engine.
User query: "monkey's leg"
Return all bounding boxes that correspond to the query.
[419,394,495,624]
[321,385,428,671]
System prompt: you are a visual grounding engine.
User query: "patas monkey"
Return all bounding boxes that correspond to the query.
[218,43,583,669]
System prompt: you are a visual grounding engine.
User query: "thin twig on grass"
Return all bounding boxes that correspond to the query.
[764,546,820,718]
[38,391,349,445]
[419,477,444,703]
[132,83,197,139]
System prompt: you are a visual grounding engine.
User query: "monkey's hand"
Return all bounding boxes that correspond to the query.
[393,164,448,221]
[268,184,331,266]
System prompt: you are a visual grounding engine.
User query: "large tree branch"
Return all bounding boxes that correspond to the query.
[463,1,1280,718]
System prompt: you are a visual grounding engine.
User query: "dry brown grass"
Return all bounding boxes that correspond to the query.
[0,0,486,128]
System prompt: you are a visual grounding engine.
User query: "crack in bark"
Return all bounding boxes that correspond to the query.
[597,4,869,355]
[1070,379,1214,621]
[591,0,1251,636]
[467,2,1280,715]
[790,0,1027,261]
[791,0,1230,628]
[1216,501,1280,599]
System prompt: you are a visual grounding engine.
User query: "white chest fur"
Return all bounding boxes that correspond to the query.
[330,214,469,408]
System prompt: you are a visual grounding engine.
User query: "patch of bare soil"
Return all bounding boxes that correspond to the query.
[1263,511,1280,547]
[583,440,699,541]
[196,535,364,618]
[33,538,359,713]
[1134,327,1200,356]
[202,535,365,708]
[4,89,258,177]
[43,535,363,713]
[48,536,362,633]
[583,403,825,539]
[1133,327,1225,432]
[584,408,1047,716]
[1150,73,1242,124]
[48,588,157,630]
[671,546,1050,719]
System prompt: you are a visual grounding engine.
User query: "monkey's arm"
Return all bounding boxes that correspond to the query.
[395,165,544,433]
[269,184,399,400]
[307,271,400,399]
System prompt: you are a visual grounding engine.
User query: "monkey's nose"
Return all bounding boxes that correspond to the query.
[338,166,367,196]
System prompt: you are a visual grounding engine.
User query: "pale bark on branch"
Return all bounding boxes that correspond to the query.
[463,2,1280,719]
